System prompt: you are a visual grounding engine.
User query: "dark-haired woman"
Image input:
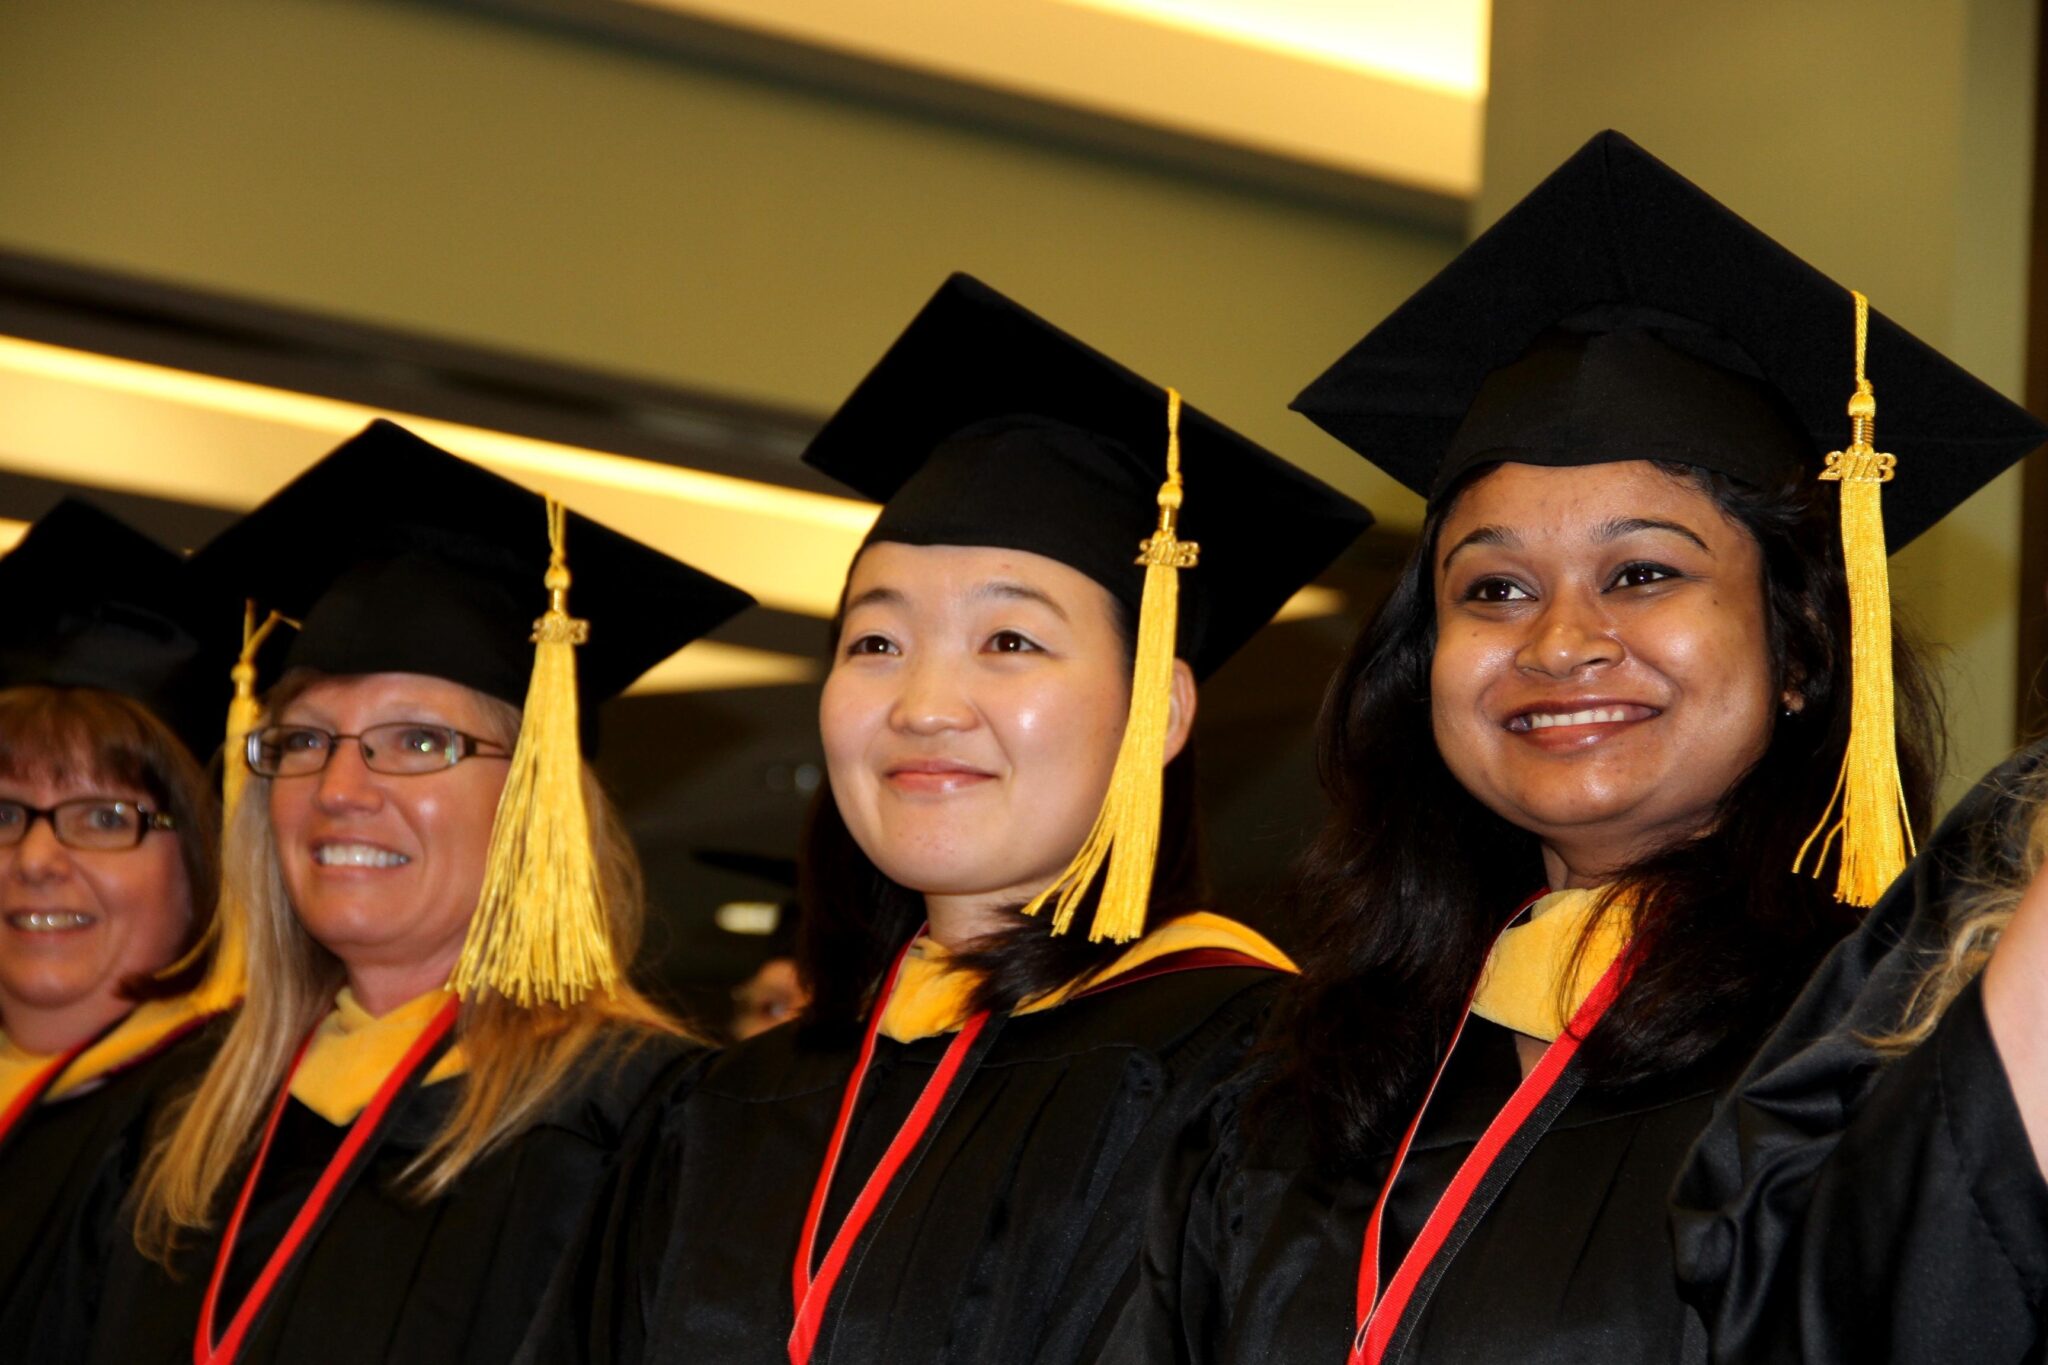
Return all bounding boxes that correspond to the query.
[527,274,1371,1365]
[1103,131,2048,1363]
[0,502,238,1343]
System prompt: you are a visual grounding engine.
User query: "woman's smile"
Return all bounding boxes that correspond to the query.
[1501,698,1663,749]
[308,839,413,870]
[1432,461,1775,883]
[881,757,999,797]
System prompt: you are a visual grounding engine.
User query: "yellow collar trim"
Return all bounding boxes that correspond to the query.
[877,911,1296,1044]
[289,988,467,1126]
[1470,888,1632,1042]
[0,990,236,1114]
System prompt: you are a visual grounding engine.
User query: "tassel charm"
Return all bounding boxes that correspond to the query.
[1021,390,1198,943]
[452,500,620,1006]
[161,602,293,1004]
[1793,291,1915,906]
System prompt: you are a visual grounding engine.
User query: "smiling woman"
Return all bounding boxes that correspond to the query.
[0,501,237,1350]
[46,421,755,1365]
[1103,131,2048,1364]
[524,274,1371,1365]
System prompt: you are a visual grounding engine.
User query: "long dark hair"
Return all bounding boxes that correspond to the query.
[796,591,1211,1039]
[1264,460,1944,1166]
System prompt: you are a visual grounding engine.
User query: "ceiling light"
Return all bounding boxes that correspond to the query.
[715,901,786,935]
[0,334,876,618]
[629,641,821,694]
[1058,0,1489,96]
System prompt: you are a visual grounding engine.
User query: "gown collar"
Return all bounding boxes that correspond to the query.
[290,987,467,1125]
[878,910,1295,1043]
[0,989,230,1111]
[1470,887,1633,1042]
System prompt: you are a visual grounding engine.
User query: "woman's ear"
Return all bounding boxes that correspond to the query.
[1162,660,1198,765]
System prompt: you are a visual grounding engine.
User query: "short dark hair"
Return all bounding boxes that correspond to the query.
[1262,460,1945,1164]
[0,685,221,1002]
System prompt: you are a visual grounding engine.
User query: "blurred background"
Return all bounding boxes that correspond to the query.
[0,0,2042,1029]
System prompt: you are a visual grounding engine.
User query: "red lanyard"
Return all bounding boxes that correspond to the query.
[784,934,1286,1364]
[1348,913,1631,1365]
[788,938,993,1365]
[0,1031,102,1151]
[194,996,459,1365]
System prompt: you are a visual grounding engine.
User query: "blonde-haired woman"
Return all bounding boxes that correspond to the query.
[56,422,752,1365]
[1676,736,2048,1361]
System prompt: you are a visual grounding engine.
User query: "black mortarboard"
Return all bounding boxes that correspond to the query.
[193,419,755,1006]
[802,273,1374,680]
[0,499,232,757]
[190,419,755,731]
[803,274,1372,943]
[1298,130,2048,909]
[1293,130,2048,547]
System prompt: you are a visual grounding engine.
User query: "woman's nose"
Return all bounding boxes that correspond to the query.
[312,740,387,812]
[889,657,977,736]
[5,817,73,883]
[1517,595,1622,678]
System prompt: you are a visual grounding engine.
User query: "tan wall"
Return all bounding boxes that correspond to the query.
[0,0,1457,521]
[1483,0,2040,802]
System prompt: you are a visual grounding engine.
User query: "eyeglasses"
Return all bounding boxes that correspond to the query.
[0,799,178,851]
[247,723,513,778]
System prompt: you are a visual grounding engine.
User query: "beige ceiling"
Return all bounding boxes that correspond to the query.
[626,0,1486,198]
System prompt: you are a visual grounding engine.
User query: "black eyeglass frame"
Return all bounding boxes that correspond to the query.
[0,798,179,851]
[245,723,514,779]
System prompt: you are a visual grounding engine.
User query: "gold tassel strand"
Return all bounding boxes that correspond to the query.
[452,499,619,1006]
[1020,388,1198,944]
[1793,290,1915,906]
[161,601,293,1006]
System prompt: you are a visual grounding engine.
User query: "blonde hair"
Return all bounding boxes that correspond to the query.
[1878,765,2048,1051]
[133,679,690,1259]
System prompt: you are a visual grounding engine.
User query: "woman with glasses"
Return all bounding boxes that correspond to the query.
[51,421,751,1365]
[0,500,238,1345]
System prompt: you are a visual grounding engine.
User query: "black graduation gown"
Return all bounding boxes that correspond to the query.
[1673,740,2048,1363]
[1105,1017,1742,1364]
[540,963,1284,1364]
[58,1029,694,1365]
[0,1018,222,1345]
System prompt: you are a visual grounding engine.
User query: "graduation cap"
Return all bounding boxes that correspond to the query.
[1294,129,2048,906]
[804,273,1374,941]
[194,419,756,1005]
[0,499,233,758]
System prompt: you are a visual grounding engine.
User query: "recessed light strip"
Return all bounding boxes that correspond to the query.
[0,336,1347,629]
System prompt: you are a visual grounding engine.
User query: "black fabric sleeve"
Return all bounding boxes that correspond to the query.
[1673,740,2048,1364]
[1091,1085,1246,1365]
[513,1047,705,1365]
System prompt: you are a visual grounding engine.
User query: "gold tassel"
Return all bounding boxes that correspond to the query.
[159,602,293,1005]
[1793,290,1915,906]
[1020,389,1198,944]
[451,499,619,1006]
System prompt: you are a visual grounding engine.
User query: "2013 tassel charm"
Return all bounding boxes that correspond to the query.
[1021,388,1197,944]
[1793,290,1915,906]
